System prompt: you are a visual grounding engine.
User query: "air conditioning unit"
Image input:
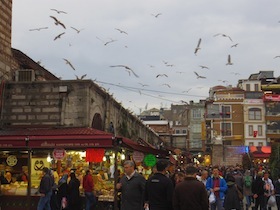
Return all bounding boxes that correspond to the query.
[15,69,35,82]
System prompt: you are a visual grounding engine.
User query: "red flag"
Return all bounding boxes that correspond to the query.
[86,148,105,162]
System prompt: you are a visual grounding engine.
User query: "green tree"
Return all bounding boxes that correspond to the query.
[269,142,280,180]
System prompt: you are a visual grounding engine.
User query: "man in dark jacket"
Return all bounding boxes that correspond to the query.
[145,159,174,210]
[116,160,146,210]
[37,167,53,210]
[173,166,209,210]
[252,171,265,210]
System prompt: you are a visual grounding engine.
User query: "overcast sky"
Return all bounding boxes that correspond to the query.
[12,0,280,115]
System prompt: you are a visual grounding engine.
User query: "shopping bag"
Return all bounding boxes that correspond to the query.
[61,197,68,209]
[267,195,276,207]
[209,192,216,204]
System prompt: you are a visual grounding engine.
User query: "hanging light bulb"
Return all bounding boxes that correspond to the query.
[120,153,125,160]
[47,153,52,163]
[103,156,107,162]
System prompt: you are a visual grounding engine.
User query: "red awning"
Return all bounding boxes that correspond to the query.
[0,127,114,148]
[0,127,169,156]
[122,138,169,156]
[249,146,271,158]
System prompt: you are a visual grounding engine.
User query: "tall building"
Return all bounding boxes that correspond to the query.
[237,71,267,146]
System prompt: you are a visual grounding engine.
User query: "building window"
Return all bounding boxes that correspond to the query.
[192,124,201,133]
[246,84,250,91]
[182,129,187,134]
[221,122,231,136]
[192,109,201,119]
[258,142,263,146]
[221,105,231,119]
[175,129,180,134]
[258,125,263,136]
[249,142,254,146]
[248,108,261,120]
[254,84,259,91]
[249,125,253,136]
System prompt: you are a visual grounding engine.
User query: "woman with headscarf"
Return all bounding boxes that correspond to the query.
[67,172,81,210]
[57,173,68,209]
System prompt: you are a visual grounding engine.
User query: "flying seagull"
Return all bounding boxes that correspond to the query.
[115,28,128,35]
[151,13,162,18]
[70,27,84,33]
[194,38,202,55]
[226,54,233,65]
[96,37,117,46]
[199,65,209,69]
[110,65,139,78]
[50,16,66,29]
[75,74,87,80]
[161,83,171,88]
[182,88,192,93]
[50,9,67,14]
[156,74,168,78]
[29,27,48,31]
[138,83,149,87]
[63,58,75,70]
[194,71,206,79]
[54,32,65,41]
[231,43,239,48]
[214,33,233,42]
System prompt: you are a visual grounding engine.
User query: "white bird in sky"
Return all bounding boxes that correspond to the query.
[50,8,67,14]
[182,88,192,93]
[70,27,84,33]
[138,83,149,87]
[75,74,87,80]
[194,38,201,55]
[199,65,209,69]
[29,27,48,31]
[231,43,239,48]
[194,71,206,79]
[110,65,139,78]
[161,83,171,88]
[115,28,128,35]
[214,33,233,42]
[54,32,65,41]
[96,37,117,46]
[226,54,233,65]
[156,74,168,78]
[63,58,75,70]
[151,13,162,18]
[50,16,66,29]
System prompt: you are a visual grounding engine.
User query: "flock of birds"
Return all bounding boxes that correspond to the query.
[26,6,280,110]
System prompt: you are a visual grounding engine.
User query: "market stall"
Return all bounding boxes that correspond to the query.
[0,127,169,210]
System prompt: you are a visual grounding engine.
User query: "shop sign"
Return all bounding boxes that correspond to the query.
[144,154,157,167]
[132,151,144,163]
[53,148,66,160]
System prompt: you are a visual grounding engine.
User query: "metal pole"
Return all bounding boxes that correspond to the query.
[113,147,119,210]
[25,137,31,210]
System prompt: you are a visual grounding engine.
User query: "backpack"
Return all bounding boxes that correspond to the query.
[244,176,252,188]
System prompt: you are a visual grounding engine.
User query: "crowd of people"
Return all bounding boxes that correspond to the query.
[35,161,280,210]
[36,167,96,210]
[116,161,280,210]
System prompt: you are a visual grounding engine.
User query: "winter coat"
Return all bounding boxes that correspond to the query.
[119,172,146,210]
[173,177,209,210]
[206,175,228,200]
[224,181,241,210]
[145,172,174,210]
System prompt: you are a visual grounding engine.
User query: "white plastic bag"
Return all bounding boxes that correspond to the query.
[268,195,276,207]
[209,192,216,204]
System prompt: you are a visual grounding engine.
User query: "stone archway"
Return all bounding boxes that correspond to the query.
[91,113,103,130]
